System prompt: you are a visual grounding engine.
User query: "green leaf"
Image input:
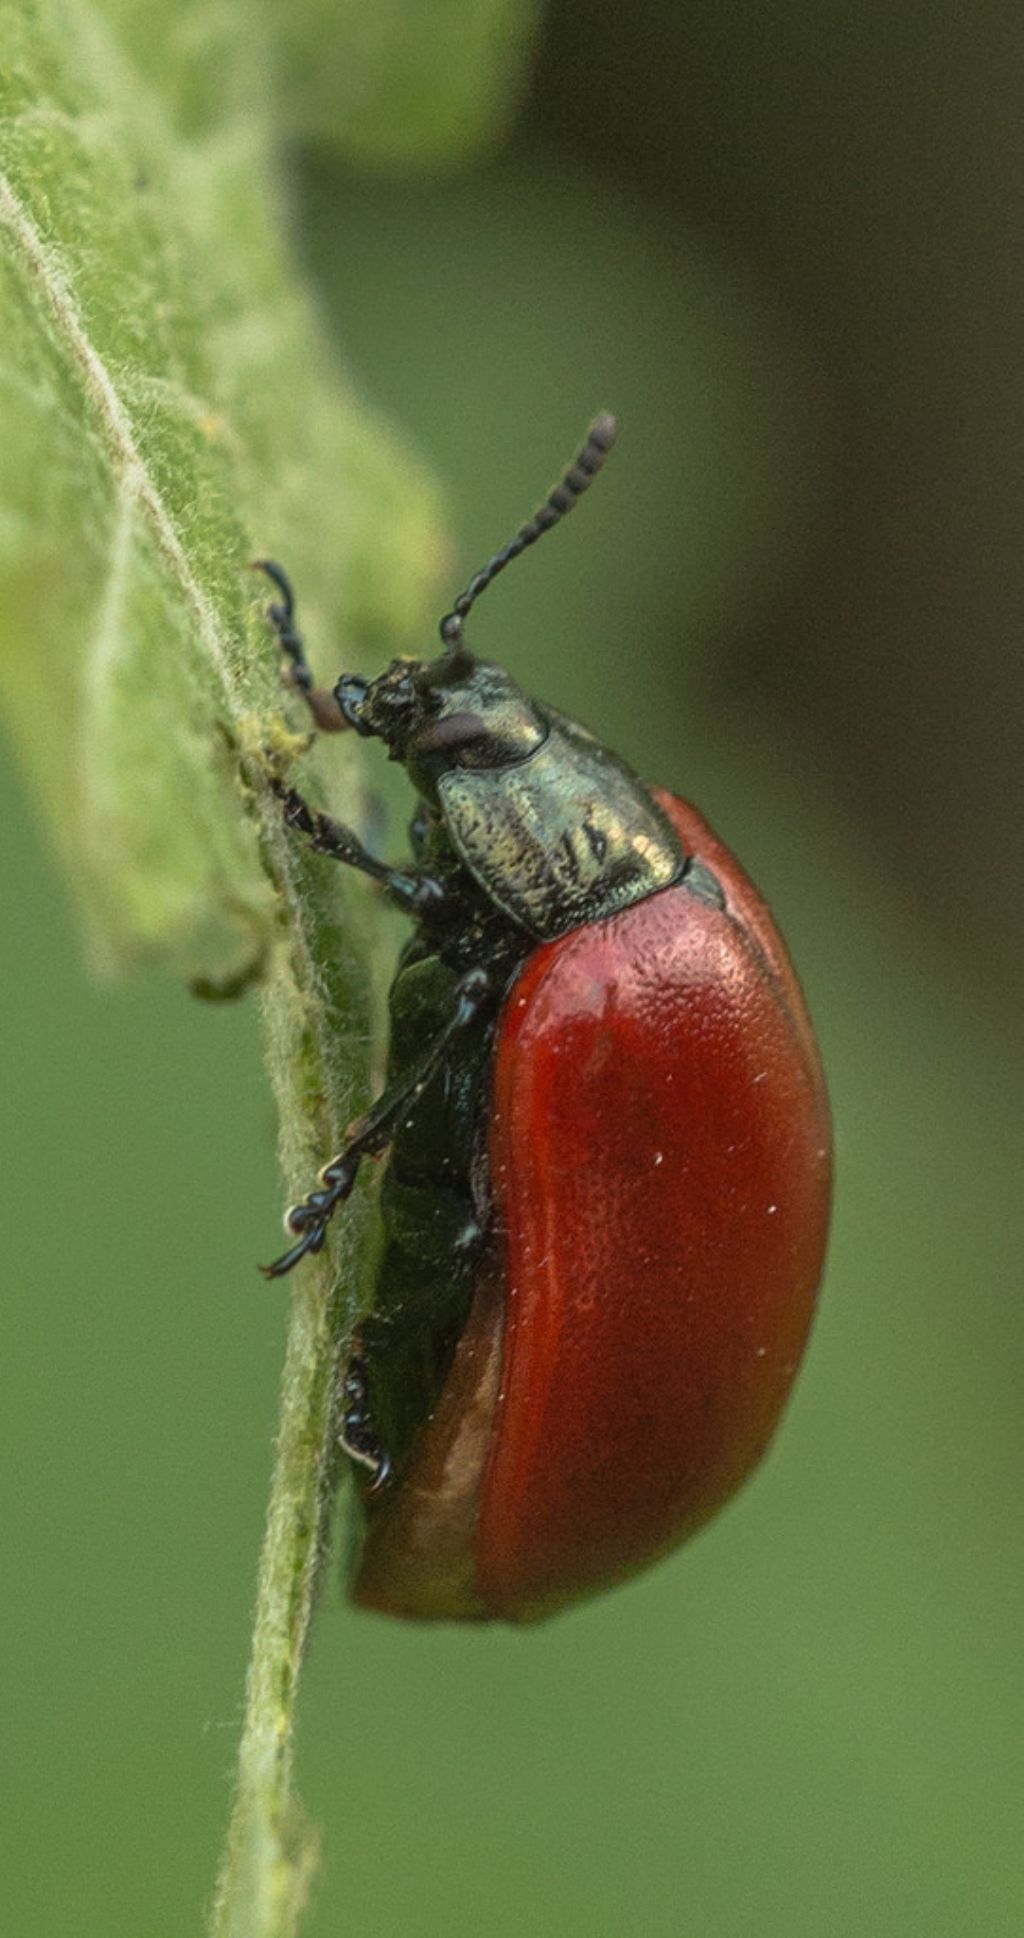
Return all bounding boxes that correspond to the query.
[0,0,444,982]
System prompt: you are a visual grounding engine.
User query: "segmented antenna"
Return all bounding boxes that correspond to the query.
[439,412,618,653]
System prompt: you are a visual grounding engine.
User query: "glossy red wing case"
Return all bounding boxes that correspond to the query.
[353,790,831,1623]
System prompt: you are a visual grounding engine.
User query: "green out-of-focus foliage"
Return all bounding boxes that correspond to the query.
[274,0,542,160]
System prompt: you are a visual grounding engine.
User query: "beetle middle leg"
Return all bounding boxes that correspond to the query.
[267,773,447,918]
[261,964,495,1278]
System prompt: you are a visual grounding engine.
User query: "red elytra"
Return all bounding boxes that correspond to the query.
[353,789,831,1624]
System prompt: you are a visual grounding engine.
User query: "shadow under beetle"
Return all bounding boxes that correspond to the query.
[257,416,831,1624]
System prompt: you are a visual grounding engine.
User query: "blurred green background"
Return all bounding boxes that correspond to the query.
[2,4,1022,1935]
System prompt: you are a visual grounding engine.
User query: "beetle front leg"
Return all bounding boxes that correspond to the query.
[268,773,446,918]
[261,964,495,1278]
[255,558,348,733]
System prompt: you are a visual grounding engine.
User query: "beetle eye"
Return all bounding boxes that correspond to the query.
[334,674,373,734]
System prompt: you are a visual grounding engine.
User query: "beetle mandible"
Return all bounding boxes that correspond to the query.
[257,415,832,1624]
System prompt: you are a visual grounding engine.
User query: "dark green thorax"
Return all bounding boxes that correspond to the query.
[339,652,686,940]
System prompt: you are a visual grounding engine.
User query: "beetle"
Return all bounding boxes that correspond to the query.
[257,414,831,1624]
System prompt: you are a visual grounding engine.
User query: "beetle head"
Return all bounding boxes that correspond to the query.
[334,652,546,797]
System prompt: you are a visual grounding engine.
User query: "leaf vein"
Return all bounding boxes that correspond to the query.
[0,165,338,1146]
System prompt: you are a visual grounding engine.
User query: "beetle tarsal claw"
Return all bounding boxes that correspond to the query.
[339,1431,392,1492]
[284,1202,314,1235]
[319,1155,357,1190]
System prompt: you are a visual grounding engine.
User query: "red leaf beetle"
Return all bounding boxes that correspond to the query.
[258,415,831,1623]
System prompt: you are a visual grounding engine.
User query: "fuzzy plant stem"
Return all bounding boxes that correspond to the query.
[209,1118,332,1934]
[211,826,370,1938]
[209,1234,330,1933]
